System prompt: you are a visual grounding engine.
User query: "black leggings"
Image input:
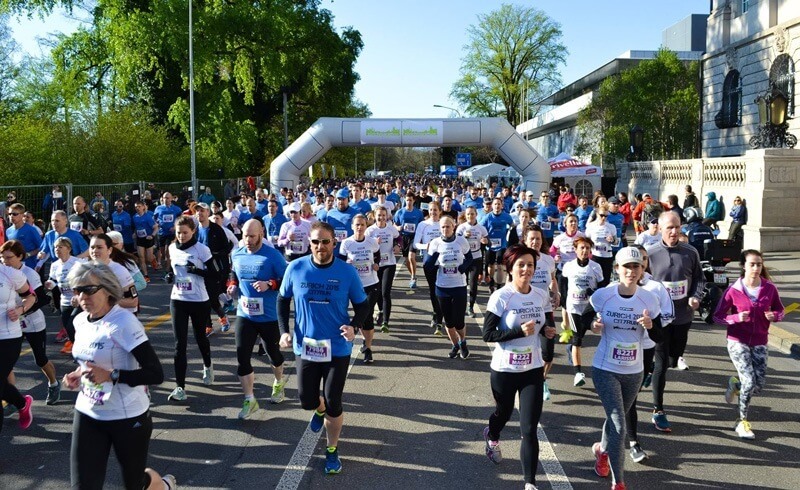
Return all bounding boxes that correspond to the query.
[205,276,225,322]
[24,329,50,368]
[626,347,655,442]
[652,322,691,411]
[362,284,380,331]
[297,356,350,418]
[437,287,467,330]
[466,259,483,306]
[423,266,443,325]
[235,318,283,376]
[170,299,212,388]
[594,256,614,287]
[61,305,80,342]
[375,265,396,323]
[0,337,24,434]
[70,410,152,490]
[488,367,545,485]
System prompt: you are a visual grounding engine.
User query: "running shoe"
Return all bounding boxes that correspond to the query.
[543,381,551,401]
[238,398,260,419]
[380,322,389,333]
[219,316,230,333]
[324,446,342,474]
[725,376,740,404]
[573,372,586,387]
[55,327,68,343]
[652,411,671,432]
[611,483,627,490]
[524,485,538,490]
[676,356,689,370]
[46,383,61,405]
[459,340,470,359]
[161,474,177,490]
[202,364,214,385]
[3,402,18,418]
[735,419,755,439]
[483,426,502,464]
[60,341,73,355]
[409,277,417,289]
[205,326,215,338]
[434,325,444,336]
[309,410,325,433]
[164,272,174,284]
[362,348,374,364]
[18,395,33,430]
[448,344,460,359]
[168,386,187,402]
[145,275,151,284]
[592,442,610,477]
[271,379,286,404]
[150,258,159,270]
[375,311,383,326]
[642,373,652,389]
[629,443,647,463]
[467,305,475,318]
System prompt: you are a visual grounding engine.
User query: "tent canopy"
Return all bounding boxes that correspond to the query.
[459,163,508,180]
[547,152,603,177]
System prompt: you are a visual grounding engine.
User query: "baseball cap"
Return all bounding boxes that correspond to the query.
[289,208,299,213]
[608,196,620,204]
[643,193,651,199]
[649,218,659,225]
[335,188,350,199]
[615,246,644,266]
[526,191,535,197]
[195,202,210,210]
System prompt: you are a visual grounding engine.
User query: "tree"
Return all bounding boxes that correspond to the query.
[576,48,700,164]
[450,4,566,126]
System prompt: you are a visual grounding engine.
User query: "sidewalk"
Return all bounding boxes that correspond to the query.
[763,251,800,357]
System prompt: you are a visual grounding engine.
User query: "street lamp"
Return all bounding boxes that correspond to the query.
[626,125,644,162]
[433,104,464,167]
[750,84,797,149]
[188,0,197,198]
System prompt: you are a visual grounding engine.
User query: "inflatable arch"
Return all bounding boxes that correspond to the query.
[269,117,550,194]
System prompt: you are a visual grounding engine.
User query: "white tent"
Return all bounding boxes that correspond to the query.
[548,152,603,177]
[459,163,508,181]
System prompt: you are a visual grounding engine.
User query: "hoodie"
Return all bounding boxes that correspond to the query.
[705,192,723,221]
[713,277,784,346]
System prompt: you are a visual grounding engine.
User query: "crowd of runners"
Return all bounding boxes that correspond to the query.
[0,176,786,490]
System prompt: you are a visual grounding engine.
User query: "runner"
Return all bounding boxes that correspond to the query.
[262,200,288,253]
[153,192,182,283]
[456,206,488,318]
[589,247,662,490]
[277,221,370,475]
[479,197,514,292]
[133,201,159,282]
[714,249,785,439]
[423,215,472,358]
[46,237,86,354]
[413,201,444,335]
[166,216,217,403]
[5,203,42,269]
[277,208,311,261]
[111,200,136,254]
[194,202,232,337]
[69,196,106,244]
[228,220,289,419]
[323,188,359,260]
[393,193,423,289]
[366,207,400,332]
[341,215,381,363]
[88,235,139,315]
[585,205,617,287]
[481,244,556,490]
[535,191,560,248]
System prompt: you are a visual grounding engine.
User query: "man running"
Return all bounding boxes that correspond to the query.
[153,192,182,282]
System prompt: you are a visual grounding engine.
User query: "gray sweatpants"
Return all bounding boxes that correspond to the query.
[593,367,643,484]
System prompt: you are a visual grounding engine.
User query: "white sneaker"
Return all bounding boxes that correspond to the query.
[677,356,689,370]
[167,386,187,402]
[735,419,755,439]
[161,474,177,490]
[573,372,586,387]
[202,364,214,385]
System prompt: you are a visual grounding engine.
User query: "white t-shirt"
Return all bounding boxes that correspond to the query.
[413,220,441,252]
[366,223,400,267]
[279,220,312,256]
[530,253,556,313]
[428,236,471,289]
[341,236,381,288]
[0,265,28,340]
[72,305,150,420]
[371,200,395,217]
[561,259,604,314]
[590,285,661,375]
[638,272,675,349]
[20,266,46,333]
[169,242,213,302]
[586,222,618,258]
[456,222,488,254]
[486,284,548,373]
[551,232,584,270]
[107,261,136,314]
[50,257,85,308]
[634,231,661,248]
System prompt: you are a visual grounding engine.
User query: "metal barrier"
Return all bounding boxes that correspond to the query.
[0,183,72,220]
[72,182,142,216]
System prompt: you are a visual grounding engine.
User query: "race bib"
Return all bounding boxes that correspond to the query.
[113,224,122,232]
[608,341,639,366]
[540,222,551,230]
[354,261,372,275]
[301,337,332,362]
[136,229,147,238]
[290,241,304,252]
[442,261,459,275]
[162,214,174,223]
[662,280,688,300]
[20,318,27,330]
[468,238,481,252]
[335,230,347,242]
[380,253,390,264]
[80,377,114,406]
[490,238,501,250]
[420,202,430,211]
[403,223,416,233]
[571,289,588,303]
[240,297,264,316]
[70,222,83,232]
[500,346,534,371]
[595,243,609,253]
[175,277,193,291]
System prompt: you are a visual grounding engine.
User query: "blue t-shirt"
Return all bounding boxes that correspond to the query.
[232,245,287,322]
[536,204,561,238]
[607,212,625,251]
[386,192,401,206]
[255,199,270,216]
[111,211,134,244]
[279,257,367,357]
[351,200,372,216]
[262,213,288,238]
[40,229,88,259]
[6,223,43,268]
[154,204,182,236]
[574,206,593,232]
[479,212,514,250]
[323,206,358,256]
[132,212,156,240]
[463,196,483,210]
[393,207,424,236]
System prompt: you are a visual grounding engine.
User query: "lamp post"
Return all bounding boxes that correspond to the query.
[626,125,644,162]
[188,0,197,198]
[433,104,464,167]
[749,84,797,149]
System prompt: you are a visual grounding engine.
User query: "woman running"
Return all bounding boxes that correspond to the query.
[481,244,556,490]
[366,207,400,332]
[714,249,784,439]
[585,205,617,287]
[46,237,85,355]
[413,201,444,335]
[456,206,488,318]
[132,200,159,282]
[89,234,139,315]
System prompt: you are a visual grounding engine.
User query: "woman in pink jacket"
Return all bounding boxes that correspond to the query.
[713,249,784,440]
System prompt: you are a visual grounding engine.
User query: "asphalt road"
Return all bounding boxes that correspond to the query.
[1,267,799,489]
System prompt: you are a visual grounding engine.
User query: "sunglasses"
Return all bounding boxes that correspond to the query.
[72,285,104,296]
[310,239,332,245]
[8,212,20,216]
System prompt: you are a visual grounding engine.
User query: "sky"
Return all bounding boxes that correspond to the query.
[11,0,708,118]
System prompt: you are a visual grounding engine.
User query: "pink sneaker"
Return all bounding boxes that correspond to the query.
[18,395,33,429]
[592,442,609,477]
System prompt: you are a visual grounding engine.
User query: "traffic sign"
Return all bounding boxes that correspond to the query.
[456,152,472,167]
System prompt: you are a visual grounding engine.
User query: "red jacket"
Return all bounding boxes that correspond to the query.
[619,202,632,225]
[557,192,577,213]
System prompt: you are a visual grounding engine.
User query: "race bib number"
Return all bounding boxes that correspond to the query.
[540,221,551,231]
[468,238,481,252]
[571,289,588,303]
[113,224,122,232]
[380,253,390,264]
[420,202,430,211]
[162,214,174,223]
[442,261,459,275]
[240,297,264,316]
[490,238,501,250]
[403,223,416,233]
[80,377,114,406]
[595,243,609,253]
[500,346,534,371]
[290,241,304,252]
[70,222,83,232]
[608,341,639,366]
[301,337,332,362]
[335,230,347,242]
[136,229,147,238]
[355,261,372,275]
[175,277,193,291]
[662,280,688,300]
[20,318,27,330]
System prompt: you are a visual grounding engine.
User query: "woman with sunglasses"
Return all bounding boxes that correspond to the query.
[585,204,617,287]
[166,216,217,403]
[366,207,400,333]
[63,261,174,490]
[45,237,85,355]
[588,247,663,490]
[89,234,139,315]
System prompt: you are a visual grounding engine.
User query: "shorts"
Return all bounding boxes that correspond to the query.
[297,356,350,418]
[485,248,506,265]
[136,237,155,249]
[401,235,415,258]
[569,310,596,347]
[157,234,174,248]
[123,242,136,254]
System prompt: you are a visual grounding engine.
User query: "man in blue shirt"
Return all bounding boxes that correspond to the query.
[322,188,358,259]
[574,196,593,232]
[6,203,43,269]
[463,187,484,210]
[229,219,288,419]
[535,192,560,247]
[350,185,372,216]
[153,191,183,280]
[110,200,135,253]
[607,196,626,252]
[478,197,514,291]
[262,200,287,253]
[254,189,270,216]
[277,221,369,475]
[393,193,423,288]
[38,210,89,262]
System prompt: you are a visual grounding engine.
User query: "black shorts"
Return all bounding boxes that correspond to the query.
[123,242,136,254]
[297,356,350,418]
[401,235,415,258]
[136,237,155,249]
[569,310,596,347]
[485,248,506,264]
[157,234,174,248]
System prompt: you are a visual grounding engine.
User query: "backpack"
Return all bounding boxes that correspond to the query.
[642,201,664,224]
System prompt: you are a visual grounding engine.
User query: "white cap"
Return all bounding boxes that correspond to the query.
[615,246,644,266]
[106,231,124,244]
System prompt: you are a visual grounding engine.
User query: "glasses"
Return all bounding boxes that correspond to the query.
[598,214,608,217]
[8,212,20,216]
[310,239,332,245]
[72,285,104,296]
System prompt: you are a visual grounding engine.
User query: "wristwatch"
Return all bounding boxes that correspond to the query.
[110,369,120,384]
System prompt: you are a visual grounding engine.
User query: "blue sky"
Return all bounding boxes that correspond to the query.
[11,0,707,118]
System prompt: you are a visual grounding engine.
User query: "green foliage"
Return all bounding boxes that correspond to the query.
[451,3,566,126]
[576,48,700,162]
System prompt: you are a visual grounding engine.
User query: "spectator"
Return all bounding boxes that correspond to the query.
[666,195,684,223]
[43,185,67,216]
[703,192,724,228]
[728,197,747,241]
[224,180,237,200]
[89,192,110,218]
[199,187,216,205]
[617,192,632,236]
[683,185,699,209]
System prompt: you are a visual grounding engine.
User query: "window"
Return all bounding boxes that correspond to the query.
[742,0,750,13]
[574,179,593,199]
[770,54,795,117]
[715,70,742,128]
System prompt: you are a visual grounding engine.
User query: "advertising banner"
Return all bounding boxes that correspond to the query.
[360,120,444,145]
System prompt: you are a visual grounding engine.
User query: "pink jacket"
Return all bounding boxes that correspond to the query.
[713,278,785,346]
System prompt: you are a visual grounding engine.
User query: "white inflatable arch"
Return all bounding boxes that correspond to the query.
[269,117,550,194]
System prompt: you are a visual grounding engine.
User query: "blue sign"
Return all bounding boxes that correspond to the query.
[456,152,472,167]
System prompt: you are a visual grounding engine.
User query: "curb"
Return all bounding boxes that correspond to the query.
[768,324,800,358]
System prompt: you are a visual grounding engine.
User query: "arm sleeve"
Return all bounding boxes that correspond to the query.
[118,341,164,387]
[350,300,370,330]
[646,316,664,343]
[423,251,439,271]
[457,251,474,273]
[482,311,525,343]
[277,295,292,334]
[26,285,49,315]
